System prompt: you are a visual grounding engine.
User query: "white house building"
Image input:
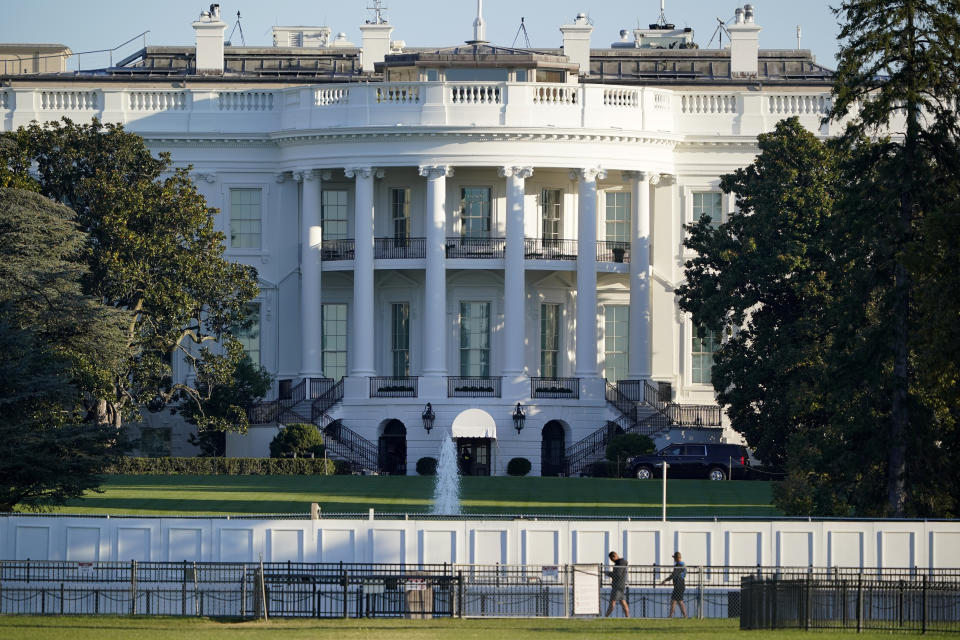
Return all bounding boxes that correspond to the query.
[0,3,842,476]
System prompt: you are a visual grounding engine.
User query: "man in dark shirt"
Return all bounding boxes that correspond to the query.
[605,551,630,617]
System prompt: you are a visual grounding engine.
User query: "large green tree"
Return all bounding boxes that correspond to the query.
[2,119,264,435]
[0,188,129,510]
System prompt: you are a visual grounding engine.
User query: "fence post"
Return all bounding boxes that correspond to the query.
[921,575,928,635]
[241,568,247,618]
[805,578,811,631]
[697,565,704,619]
[60,582,64,615]
[182,562,187,617]
[856,574,863,633]
[342,569,349,619]
[130,559,137,615]
[563,565,569,618]
[457,570,464,618]
[194,561,200,617]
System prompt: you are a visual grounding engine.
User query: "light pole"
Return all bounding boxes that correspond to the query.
[661,460,669,522]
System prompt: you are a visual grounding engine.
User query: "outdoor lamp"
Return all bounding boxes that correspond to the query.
[512,402,525,433]
[421,402,435,433]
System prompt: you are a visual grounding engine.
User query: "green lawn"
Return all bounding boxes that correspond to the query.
[0,617,953,640]
[51,475,780,517]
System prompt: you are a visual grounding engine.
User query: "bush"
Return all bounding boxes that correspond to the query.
[269,423,325,459]
[108,457,336,475]
[416,457,438,476]
[507,457,532,476]
[606,433,655,464]
[584,460,617,478]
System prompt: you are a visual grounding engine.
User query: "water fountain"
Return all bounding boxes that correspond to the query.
[430,430,462,515]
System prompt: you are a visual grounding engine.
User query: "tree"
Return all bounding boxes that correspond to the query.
[2,119,262,436]
[830,0,960,516]
[0,188,129,510]
[269,424,325,459]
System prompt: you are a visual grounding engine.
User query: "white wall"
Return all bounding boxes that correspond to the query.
[3,515,958,569]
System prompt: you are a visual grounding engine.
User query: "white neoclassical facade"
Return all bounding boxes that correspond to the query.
[1,4,843,475]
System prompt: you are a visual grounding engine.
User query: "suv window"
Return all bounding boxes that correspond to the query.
[663,445,683,456]
[684,445,707,456]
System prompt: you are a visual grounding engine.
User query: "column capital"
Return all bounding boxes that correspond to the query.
[344,167,384,180]
[570,167,607,183]
[622,170,654,183]
[274,171,291,183]
[293,169,317,182]
[418,165,454,179]
[498,166,534,180]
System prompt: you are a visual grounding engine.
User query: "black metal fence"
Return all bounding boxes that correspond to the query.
[741,575,960,633]
[2,561,959,626]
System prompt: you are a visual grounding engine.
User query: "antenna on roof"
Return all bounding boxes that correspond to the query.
[656,0,669,27]
[227,11,246,46]
[796,25,802,49]
[512,17,531,48]
[707,16,731,49]
[367,0,388,25]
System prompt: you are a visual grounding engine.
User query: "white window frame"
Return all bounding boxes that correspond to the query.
[226,185,267,251]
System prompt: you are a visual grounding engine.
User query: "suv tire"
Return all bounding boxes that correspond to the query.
[708,466,727,481]
[635,465,654,480]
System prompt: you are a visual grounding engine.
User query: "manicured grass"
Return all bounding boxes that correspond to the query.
[51,475,781,517]
[0,616,954,640]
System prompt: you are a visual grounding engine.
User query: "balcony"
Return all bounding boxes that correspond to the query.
[374,237,426,260]
[321,239,355,261]
[369,376,419,398]
[524,238,578,261]
[597,240,630,263]
[530,377,580,399]
[445,237,506,259]
[447,376,502,398]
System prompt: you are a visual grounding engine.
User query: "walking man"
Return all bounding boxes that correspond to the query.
[661,550,688,618]
[605,551,630,617]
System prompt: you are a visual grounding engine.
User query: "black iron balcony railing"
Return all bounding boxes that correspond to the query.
[445,236,506,259]
[369,376,419,398]
[373,237,426,259]
[447,376,502,398]
[321,239,355,261]
[530,377,580,399]
[523,238,578,260]
[597,240,630,263]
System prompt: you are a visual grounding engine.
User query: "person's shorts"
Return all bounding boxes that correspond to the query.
[672,583,685,601]
[610,587,626,601]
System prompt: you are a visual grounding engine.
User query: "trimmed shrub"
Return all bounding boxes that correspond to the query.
[606,433,655,464]
[416,457,438,476]
[108,456,336,475]
[269,423,325,459]
[507,457,532,476]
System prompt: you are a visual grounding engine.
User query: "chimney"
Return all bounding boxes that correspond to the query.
[192,4,227,75]
[360,22,394,72]
[560,13,594,76]
[727,4,761,78]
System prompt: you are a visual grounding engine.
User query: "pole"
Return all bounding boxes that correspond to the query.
[259,554,268,622]
[661,461,669,521]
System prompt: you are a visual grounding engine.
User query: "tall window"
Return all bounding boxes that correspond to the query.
[322,303,348,380]
[230,188,262,248]
[693,192,723,228]
[322,190,349,240]
[604,305,629,383]
[605,192,630,243]
[460,187,491,238]
[391,188,411,240]
[541,189,562,241]
[541,303,561,378]
[233,302,261,365]
[692,326,721,384]
[391,303,410,377]
[460,302,490,377]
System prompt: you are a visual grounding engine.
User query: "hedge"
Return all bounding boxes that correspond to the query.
[506,457,532,476]
[108,456,342,476]
[416,457,438,476]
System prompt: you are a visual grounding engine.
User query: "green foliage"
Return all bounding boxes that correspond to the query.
[108,457,335,476]
[0,188,130,511]
[2,119,260,433]
[605,434,655,464]
[416,457,438,476]
[269,424,326,459]
[506,457,531,476]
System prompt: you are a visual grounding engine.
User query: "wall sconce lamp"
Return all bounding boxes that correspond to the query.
[421,402,435,433]
[512,402,525,434]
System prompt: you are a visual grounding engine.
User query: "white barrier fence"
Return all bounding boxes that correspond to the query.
[2,515,959,570]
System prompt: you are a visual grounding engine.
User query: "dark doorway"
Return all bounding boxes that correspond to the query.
[378,420,407,475]
[541,421,566,477]
[456,438,491,476]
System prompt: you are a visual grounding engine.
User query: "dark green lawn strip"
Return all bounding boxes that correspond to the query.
[51,476,781,517]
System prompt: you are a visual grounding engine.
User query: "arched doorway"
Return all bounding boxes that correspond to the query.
[378,420,407,475]
[541,421,566,477]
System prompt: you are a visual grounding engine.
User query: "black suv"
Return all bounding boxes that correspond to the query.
[628,443,750,481]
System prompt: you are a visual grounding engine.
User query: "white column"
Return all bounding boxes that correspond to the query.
[419,165,453,377]
[346,166,380,377]
[626,171,656,379]
[499,165,533,378]
[573,168,605,379]
[297,169,324,379]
